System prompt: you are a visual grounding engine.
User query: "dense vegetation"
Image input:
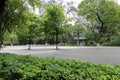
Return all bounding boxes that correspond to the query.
[0,0,41,48]
[0,0,120,49]
[0,53,120,80]
[78,0,120,46]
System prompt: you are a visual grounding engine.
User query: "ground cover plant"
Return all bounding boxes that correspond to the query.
[0,53,120,80]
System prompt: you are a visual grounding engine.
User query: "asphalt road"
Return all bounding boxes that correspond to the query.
[0,45,120,65]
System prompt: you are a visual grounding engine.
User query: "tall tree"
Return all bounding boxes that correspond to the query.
[44,5,64,50]
[0,0,41,48]
[27,13,42,50]
[78,0,120,44]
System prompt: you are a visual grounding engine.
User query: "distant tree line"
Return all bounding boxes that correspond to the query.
[0,0,120,50]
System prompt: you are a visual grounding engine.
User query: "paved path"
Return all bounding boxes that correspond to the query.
[0,45,120,65]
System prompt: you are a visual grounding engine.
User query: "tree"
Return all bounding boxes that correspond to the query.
[78,0,120,44]
[73,23,86,46]
[3,31,19,46]
[39,0,80,46]
[0,0,41,48]
[108,32,120,46]
[27,13,43,50]
[44,5,64,50]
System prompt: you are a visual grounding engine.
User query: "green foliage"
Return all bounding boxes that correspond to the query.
[103,32,120,46]
[27,13,45,43]
[73,23,86,33]
[44,5,64,35]
[43,5,64,49]
[78,0,120,44]
[84,31,96,46]
[3,32,19,45]
[0,0,41,48]
[0,53,120,80]
[44,5,64,25]
[6,13,45,45]
[78,0,119,22]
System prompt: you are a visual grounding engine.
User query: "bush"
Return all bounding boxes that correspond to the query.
[0,53,120,80]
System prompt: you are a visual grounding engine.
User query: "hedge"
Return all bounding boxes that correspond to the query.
[0,53,120,80]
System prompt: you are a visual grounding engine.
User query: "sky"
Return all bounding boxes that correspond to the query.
[42,0,120,8]
[66,0,120,8]
[61,0,120,25]
[65,0,81,8]
[35,0,120,15]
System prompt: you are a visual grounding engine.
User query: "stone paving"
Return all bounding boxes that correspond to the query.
[0,45,120,65]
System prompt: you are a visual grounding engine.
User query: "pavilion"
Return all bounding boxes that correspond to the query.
[74,34,87,46]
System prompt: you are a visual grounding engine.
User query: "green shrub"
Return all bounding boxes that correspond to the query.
[0,53,120,80]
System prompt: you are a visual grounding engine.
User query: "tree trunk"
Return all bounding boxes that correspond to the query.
[68,33,71,45]
[0,36,3,49]
[10,38,13,46]
[0,39,2,49]
[45,35,48,46]
[60,35,63,46]
[77,33,80,46]
[56,29,58,50]
[0,0,6,49]
[28,36,31,50]
[96,11,105,42]
[0,0,6,15]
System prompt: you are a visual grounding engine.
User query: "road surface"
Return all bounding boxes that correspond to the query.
[0,45,120,65]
